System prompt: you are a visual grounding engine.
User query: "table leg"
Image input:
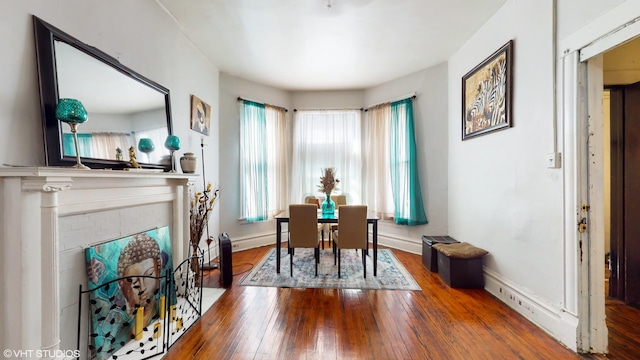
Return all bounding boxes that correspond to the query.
[276,219,282,274]
[373,220,378,276]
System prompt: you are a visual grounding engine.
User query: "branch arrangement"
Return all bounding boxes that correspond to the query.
[190,183,220,249]
[317,167,340,195]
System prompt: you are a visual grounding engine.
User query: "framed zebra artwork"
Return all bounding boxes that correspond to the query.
[462,40,513,140]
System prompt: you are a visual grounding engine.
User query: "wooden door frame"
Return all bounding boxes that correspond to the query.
[563,51,608,353]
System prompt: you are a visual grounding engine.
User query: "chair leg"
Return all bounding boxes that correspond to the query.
[338,248,341,278]
[362,248,366,278]
[290,249,293,277]
[321,230,325,250]
[315,247,319,276]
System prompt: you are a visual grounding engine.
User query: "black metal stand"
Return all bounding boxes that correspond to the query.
[202,236,218,270]
[200,137,218,271]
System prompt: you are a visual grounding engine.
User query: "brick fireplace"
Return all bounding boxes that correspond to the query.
[0,168,195,359]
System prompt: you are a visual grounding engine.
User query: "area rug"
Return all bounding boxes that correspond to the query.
[239,248,421,290]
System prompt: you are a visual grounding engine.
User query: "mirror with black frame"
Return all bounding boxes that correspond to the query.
[33,15,173,171]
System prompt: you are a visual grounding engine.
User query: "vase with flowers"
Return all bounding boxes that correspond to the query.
[318,167,340,215]
[189,183,219,275]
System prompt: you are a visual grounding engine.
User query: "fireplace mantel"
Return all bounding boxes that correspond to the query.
[0,167,197,359]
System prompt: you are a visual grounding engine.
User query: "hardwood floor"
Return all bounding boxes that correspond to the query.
[164,245,635,359]
[601,297,640,359]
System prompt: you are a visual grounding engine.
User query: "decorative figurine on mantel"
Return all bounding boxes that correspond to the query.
[115,147,123,161]
[128,146,141,169]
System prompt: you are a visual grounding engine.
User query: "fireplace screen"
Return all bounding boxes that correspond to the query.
[84,226,176,359]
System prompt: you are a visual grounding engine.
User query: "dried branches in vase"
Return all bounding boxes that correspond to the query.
[318,168,340,215]
[317,167,340,195]
[190,183,219,262]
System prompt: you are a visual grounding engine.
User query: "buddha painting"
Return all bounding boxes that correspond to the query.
[84,227,175,360]
[117,233,162,328]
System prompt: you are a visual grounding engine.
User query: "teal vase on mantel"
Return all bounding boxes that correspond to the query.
[322,192,335,215]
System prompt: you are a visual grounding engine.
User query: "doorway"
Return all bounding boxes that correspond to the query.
[606,79,640,309]
[593,35,640,355]
[562,5,640,354]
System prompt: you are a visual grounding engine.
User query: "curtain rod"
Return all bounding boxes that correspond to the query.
[237,96,288,112]
[364,94,417,111]
[292,107,364,112]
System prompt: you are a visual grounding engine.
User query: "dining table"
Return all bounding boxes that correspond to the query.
[275,209,380,275]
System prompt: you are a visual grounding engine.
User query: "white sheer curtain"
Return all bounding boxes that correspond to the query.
[91,132,132,160]
[265,105,289,215]
[290,110,362,205]
[364,105,395,219]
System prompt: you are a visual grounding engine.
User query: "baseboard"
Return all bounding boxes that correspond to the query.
[217,228,426,256]
[483,267,578,352]
[376,233,421,255]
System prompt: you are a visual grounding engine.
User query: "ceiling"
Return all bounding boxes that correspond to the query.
[157,0,507,91]
[603,36,640,86]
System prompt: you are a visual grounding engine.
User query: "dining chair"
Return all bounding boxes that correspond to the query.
[288,204,322,276]
[330,194,347,209]
[328,194,347,245]
[332,205,368,278]
[303,195,320,209]
[304,196,327,248]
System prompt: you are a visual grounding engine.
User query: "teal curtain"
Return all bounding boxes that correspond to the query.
[240,100,269,222]
[389,98,428,225]
[63,133,93,157]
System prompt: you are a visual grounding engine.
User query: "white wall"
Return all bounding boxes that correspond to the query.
[448,0,569,339]
[557,0,625,41]
[292,90,364,110]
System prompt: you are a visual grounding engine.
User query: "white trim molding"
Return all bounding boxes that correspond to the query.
[484,268,579,352]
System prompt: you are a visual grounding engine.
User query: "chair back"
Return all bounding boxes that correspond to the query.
[336,205,367,249]
[289,204,319,248]
[304,196,320,209]
[331,194,347,209]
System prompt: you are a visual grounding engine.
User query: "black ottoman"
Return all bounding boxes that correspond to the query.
[433,242,488,288]
[421,235,459,272]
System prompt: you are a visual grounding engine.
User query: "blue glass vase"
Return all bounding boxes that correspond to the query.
[322,193,335,215]
[55,98,90,169]
[138,138,155,163]
[164,135,181,172]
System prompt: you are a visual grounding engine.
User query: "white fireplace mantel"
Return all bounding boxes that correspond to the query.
[0,167,196,359]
